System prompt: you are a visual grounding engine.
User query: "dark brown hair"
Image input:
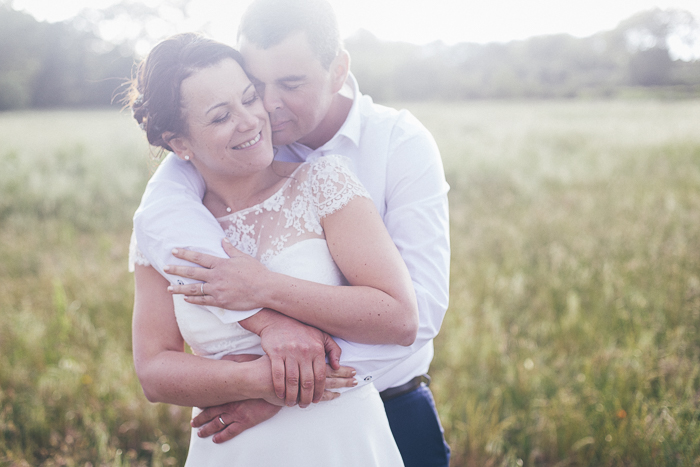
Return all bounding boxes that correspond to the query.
[238,0,341,70]
[125,32,244,152]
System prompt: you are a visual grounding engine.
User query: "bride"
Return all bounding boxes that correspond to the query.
[127,33,418,465]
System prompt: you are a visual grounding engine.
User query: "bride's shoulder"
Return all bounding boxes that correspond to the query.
[272,161,302,177]
[304,154,354,174]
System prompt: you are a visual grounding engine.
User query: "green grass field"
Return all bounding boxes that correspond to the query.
[1,100,699,466]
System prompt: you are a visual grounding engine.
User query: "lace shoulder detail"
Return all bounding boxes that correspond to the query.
[306,154,371,218]
[128,230,151,272]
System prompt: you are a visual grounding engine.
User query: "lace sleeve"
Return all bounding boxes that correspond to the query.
[308,154,371,218]
[128,230,151,272]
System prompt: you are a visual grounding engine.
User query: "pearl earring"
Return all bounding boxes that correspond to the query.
[184,155,190,161]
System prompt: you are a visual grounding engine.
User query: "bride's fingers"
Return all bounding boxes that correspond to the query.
[319,390,342,402]
[323,364,355,390]
[171,248,218,268]
[325,365,356,379]
[324,376,357,389]
[221,238,246,258]
[163,263,209,281]
[168,281,207,296]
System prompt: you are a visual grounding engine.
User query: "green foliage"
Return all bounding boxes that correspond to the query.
[1,103,700,465]
[0,6,135,110]
[406,99,700,466]
[346,8,700,101]
[0,110,189,465]
[2,5,699,109]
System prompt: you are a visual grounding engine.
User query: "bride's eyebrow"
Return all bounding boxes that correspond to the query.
[204,84,255,115]
[205,102,228,115]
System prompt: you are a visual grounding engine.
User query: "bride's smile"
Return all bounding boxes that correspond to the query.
[169,58,275,180]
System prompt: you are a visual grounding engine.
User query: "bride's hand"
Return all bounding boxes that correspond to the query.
[220,354,356,406]
[165,238,270,310]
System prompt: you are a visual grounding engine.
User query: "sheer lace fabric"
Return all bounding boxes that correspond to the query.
[217,154,370,266]
[129,156,404,466]
[128,155,369,271]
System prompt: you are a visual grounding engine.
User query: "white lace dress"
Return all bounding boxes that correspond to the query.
[131,155,404,467]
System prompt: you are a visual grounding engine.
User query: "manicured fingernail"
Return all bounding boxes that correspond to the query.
[351,370,356,376]
[163,265,170,272]
[223,237,230,243]
[352,379,358,386]
[172,248,179,254]
[167,286,173,292]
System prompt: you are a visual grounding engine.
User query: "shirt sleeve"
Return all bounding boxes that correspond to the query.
[132,152,261,323]
[384,113,451,355]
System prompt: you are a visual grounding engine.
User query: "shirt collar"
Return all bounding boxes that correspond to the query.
[317,72,362,151]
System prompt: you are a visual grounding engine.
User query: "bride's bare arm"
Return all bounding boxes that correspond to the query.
[132,264,280,407]
[133,265,354,409]
[167,195,419,347]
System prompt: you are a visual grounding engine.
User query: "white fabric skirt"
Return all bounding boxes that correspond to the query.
[184,382,404,466]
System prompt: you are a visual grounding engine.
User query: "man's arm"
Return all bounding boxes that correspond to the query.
[383,113,451,352]
[131,152,340,405]
[132,153,263,321]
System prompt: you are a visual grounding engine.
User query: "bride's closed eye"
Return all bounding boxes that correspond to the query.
[211,112,230,124]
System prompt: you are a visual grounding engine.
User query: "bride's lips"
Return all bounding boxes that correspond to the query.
[232,132,262,149]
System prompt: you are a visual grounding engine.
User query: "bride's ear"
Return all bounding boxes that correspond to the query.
[163,132,191,161]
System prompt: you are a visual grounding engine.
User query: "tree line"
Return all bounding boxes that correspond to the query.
[0,4,698,111]
[347,9,700,100]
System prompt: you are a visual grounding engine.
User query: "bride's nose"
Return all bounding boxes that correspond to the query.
[236,108,258,132]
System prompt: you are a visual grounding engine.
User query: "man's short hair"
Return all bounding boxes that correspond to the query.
[238,0,341,69]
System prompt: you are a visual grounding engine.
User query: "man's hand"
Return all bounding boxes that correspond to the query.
[165,239,344,407]
[240,309,342,408]
[193,363,355,443]
[192,399,281,444]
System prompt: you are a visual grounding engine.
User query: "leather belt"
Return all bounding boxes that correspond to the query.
[379,375,429,402]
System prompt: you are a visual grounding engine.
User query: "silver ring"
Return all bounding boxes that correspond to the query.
[200,283,205,295]
[218,415,225,426]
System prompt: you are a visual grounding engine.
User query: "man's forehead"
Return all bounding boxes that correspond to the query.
[239,31,324,80]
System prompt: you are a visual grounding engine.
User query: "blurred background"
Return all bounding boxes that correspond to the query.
[1,0,700,109]
[1,1,700,466]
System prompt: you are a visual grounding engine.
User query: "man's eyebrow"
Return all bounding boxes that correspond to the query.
[205,84,254,115]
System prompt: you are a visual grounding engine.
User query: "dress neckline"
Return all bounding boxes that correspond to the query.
[215,162,306,220]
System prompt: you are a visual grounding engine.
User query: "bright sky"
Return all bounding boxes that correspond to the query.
[12,0,700,57]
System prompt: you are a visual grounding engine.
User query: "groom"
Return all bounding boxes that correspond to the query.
[135,0,450,465]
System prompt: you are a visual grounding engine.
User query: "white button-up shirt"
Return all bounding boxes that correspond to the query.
[132,74,450,392]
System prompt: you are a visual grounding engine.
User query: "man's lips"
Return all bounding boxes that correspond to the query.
[270,120,289,132]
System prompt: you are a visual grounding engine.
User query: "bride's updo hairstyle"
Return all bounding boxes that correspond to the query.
[125,32,245,152]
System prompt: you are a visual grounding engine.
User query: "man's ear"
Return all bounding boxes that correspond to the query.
[163,132,191,160]
[329,50,350,94]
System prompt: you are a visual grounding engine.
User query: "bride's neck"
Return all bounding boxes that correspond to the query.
[202,165,283,217]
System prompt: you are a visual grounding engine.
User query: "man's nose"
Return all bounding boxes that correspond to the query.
[261,87,283,113]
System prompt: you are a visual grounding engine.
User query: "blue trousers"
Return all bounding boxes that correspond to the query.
[383,384,451,467]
